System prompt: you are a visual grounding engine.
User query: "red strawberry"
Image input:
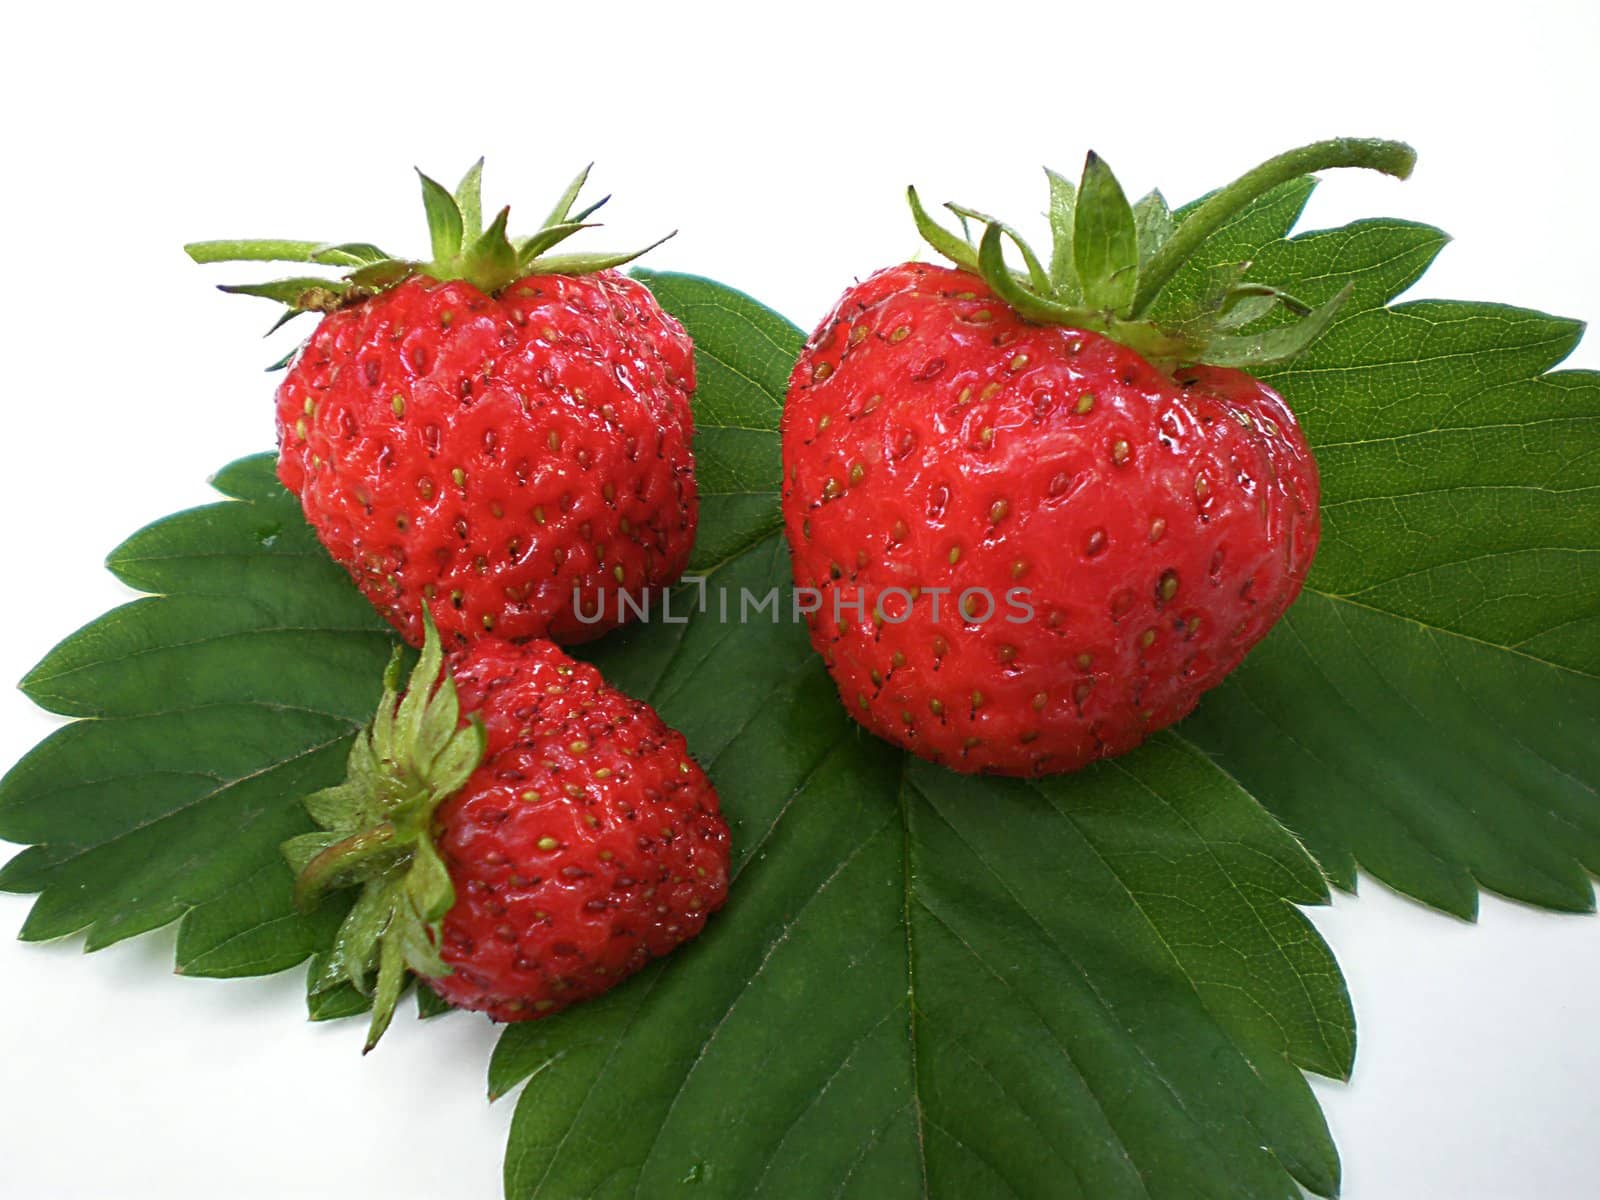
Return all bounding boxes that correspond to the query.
[286,617,730,1048]
[190,163,696,647]
[781,139,1415,776]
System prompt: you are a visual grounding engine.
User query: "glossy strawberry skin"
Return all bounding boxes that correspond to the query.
[426,638,729,1022]
[781,263,1320,776]
[277,271,697,648]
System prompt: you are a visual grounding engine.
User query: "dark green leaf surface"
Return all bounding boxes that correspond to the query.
[639,273,797,571]
[1170,197,1600,919]
[0,460,393,958]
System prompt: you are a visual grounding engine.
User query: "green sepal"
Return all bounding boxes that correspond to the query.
[186,239,392,267]
[907,186,979,273]
[1044,168,1080,300]
[434,205,519,294]
[218,277,349,310]
[263,308,308,338]
[313,242,393,267]
[280,614,486,1050]
[187,240,333,265]
[326,883,393,992]
[190,160,669,335]
[406,838,456,925]
[264,343,300,371]
[417,169,465,264]
[528,232,676,277]
[566,193,611,225]
[946,204,1050,292]
[1132,189,1175,265]
[542,162,594,228]
[910,136,1415,372]
[517,220,600,267]
[976,224,1093,327]
[1202,281,1354,368]
[977,223,1197,365]
[289,802,355,851]
[346,259,416,290]
[455,158,485,242]
[292,824,405,912]
[366,938,406,1052]
[1073,151,1140,314]
[1212,289,1279,332]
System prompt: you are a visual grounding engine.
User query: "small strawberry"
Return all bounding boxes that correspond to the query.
[782,139,1415,776]
[285,617,730,1049]
[189,162,697,647]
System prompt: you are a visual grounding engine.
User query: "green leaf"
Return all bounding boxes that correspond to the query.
[308,977,374,1022]
[176,860,348,979]
[417,982,454,1019]
[0,457,394,958]
[632,271,796,570]
[1177,215,1600,918]
[1073,151,1140,314]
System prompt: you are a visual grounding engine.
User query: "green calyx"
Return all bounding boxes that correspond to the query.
[910,137,1416,372]
[281,615,486,1051]
[186,160,672,325]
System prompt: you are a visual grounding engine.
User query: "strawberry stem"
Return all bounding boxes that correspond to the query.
[1128,137,1415,317]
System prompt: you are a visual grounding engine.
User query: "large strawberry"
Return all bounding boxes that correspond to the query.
[189,163,697,647]
[285,617,730,1049]
[782,139,1415,776]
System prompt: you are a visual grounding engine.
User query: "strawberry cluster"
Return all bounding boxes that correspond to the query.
[195,139,1411,1044]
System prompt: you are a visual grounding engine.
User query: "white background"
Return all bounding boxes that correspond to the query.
[1,2,1597,1197]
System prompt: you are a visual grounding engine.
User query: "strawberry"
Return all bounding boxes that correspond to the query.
[189,162,696,647]
[781,139,1416,776]
[286,617,730,1049]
